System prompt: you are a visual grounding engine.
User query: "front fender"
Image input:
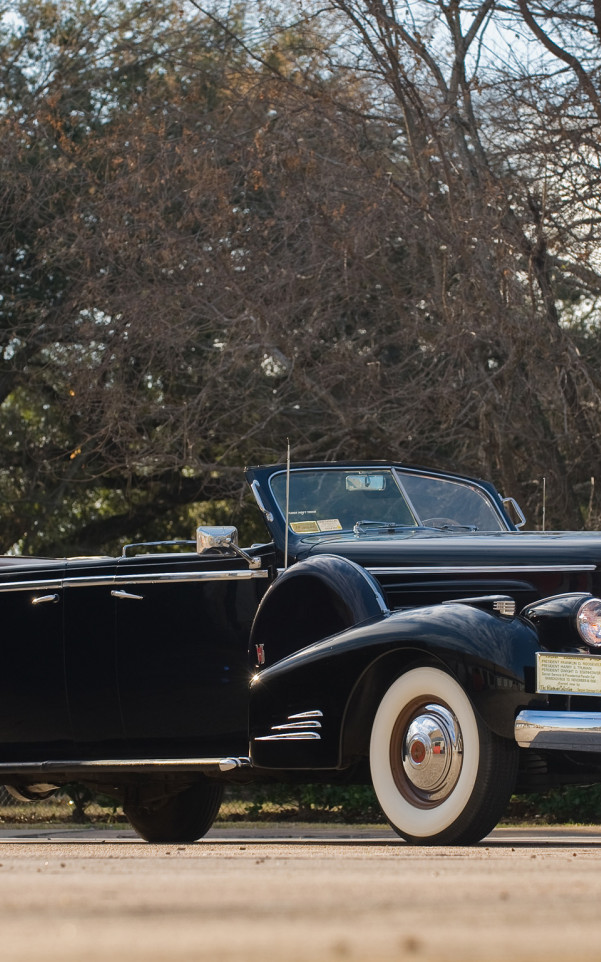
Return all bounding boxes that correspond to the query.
[249,602,542,771]
[249,553,388,668]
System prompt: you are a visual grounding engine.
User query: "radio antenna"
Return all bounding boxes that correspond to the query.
[284,438,291,568]
[542,476,546,532]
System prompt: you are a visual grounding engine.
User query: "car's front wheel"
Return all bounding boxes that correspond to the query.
[369,666,517,845]
[124,779,224,843]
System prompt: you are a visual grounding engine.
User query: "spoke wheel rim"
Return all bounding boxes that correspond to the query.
[390,698,463,808]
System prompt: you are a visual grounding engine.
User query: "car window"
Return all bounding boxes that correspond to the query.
[270,469,415,533]
[398,473,505,531]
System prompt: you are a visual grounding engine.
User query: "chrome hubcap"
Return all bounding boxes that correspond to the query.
[401,704,463,803]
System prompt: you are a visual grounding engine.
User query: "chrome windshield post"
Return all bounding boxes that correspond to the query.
[250,480,274,523]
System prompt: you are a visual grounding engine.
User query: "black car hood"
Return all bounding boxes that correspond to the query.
[297,530,601,569]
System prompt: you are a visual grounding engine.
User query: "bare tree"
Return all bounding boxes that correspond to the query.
[267,0,601,526]
[4,0,601,552]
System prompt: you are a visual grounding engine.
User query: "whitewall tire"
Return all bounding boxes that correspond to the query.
[370,666,517,845]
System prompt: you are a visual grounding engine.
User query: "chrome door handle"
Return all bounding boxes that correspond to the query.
[31,593,59,605]
[111,589,144,601]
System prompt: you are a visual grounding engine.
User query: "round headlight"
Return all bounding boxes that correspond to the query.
[577,598,601,648]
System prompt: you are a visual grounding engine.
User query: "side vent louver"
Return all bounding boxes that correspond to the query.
[493,599,516,616]
[255,710,323,741]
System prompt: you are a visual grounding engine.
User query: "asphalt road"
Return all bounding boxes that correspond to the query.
[1,824,601,962]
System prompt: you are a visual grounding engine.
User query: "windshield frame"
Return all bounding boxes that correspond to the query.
[265,464,511,539]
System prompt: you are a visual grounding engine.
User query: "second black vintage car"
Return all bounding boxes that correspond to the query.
[4,460,601,844]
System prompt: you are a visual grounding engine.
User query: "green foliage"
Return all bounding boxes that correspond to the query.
[60,783,125,821]
[7,782,601,827]
[509,786,601,825]
[235,783,385,823]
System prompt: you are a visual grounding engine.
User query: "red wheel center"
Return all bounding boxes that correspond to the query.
[410,740,426,764]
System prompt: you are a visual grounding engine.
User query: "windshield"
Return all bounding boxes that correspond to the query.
[269,468,506,534]
[400,473,505,531]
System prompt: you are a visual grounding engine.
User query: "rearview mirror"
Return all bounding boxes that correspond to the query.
[346,474,386,492]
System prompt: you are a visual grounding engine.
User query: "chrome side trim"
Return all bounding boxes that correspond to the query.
[254,710,323,742]
[271,721,322,731]
[0,757,253,775]
[254,732,321,741]
[368,565,596,576]
[49,576,114,589]
[0,578,63,593]
[112,570,269,586]
[515,710,601,751]
[0,569,270,593]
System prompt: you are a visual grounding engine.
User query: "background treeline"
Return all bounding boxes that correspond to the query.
[2,781,600,827]
[2,0,601,554]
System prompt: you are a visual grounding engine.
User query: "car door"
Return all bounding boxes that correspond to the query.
[113,550,272,757]
[0,560,71,755]
[62,557,122,752]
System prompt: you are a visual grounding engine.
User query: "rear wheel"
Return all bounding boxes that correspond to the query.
[369,666,517,845]
[124,780,224,843]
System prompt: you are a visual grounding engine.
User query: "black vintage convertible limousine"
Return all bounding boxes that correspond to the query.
[4,460,601,845]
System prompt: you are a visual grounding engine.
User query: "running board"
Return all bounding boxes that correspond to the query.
[0,756,252,776]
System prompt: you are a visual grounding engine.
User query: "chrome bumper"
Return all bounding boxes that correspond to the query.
[515,710,601,752]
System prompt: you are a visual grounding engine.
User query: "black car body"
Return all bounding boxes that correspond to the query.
[4,460,601,844]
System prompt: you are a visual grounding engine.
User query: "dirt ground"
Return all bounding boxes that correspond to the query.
[1,825,600,962]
